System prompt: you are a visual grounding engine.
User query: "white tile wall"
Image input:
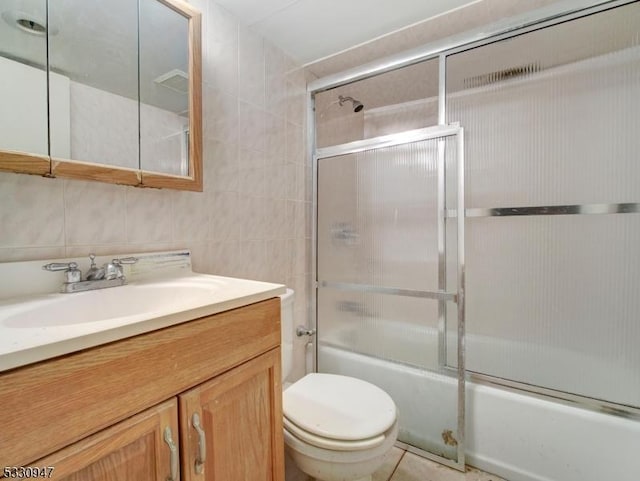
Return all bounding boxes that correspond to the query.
[0,0,312,382]
[0,174,65,249]
[63,180,126,246]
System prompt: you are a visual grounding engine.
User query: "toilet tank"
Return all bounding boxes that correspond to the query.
[279,288,295,382]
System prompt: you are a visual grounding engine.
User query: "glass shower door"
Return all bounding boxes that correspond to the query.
[315,126,465,467]
[444,1,640,410]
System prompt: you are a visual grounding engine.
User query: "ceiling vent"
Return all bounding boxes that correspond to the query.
[154,69,189,94]
[464,63,540,89]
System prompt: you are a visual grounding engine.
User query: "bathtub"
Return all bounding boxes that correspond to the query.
[317,322,640,481]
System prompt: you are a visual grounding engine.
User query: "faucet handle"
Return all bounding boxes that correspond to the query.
[105,256,138,280]
[43,261,79,272]
[42,262,82,283]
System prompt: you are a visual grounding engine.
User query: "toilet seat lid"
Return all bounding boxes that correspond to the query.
[283,416,386,451]
[283,373,397,441]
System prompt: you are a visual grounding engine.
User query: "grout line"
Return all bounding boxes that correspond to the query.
[248,0,302,27]
[61,180,68,255]
[387,449,407,481]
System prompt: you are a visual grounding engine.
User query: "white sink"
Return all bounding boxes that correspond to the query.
[0,267,285,372]
[2,279,224,328]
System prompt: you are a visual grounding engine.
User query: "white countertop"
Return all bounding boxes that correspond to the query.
[0,251,285,372]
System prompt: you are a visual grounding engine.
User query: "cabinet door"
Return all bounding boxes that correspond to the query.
[179,348,285,481]
[34,399,180,481]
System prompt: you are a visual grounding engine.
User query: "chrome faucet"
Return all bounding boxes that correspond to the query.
[43,254,138,293]
[85,254,105,280]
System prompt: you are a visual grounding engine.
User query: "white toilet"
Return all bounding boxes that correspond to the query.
[280,289,399,481]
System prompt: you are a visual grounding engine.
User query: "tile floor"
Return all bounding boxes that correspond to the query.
[373,447,507,481]
[286,447,508,481]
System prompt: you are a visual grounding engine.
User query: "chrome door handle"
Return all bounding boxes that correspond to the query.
[296,325,316,337]
[163,426,179,481]
[192,412,207,474]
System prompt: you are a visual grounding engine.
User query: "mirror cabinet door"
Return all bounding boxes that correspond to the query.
[0,0,50,173]
[139,0,202,190]
[48,0,140,182]
[1,0,201,190]
[139,0,189,176]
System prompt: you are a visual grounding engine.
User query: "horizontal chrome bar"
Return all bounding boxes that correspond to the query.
[446,202,640,218]
[467,371,640,421]
[319,281,457,302]
[315,125,461,159]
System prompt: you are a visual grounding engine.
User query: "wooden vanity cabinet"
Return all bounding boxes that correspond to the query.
[0,298,285,481]
[180,349,284,481]
[32,399,180,481]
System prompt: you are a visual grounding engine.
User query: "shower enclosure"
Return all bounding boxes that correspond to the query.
[316,126,466,467]
[309,1,640,479]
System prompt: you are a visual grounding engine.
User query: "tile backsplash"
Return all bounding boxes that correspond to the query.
[0,0,311,372]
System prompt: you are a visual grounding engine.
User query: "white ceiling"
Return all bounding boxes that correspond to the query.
[214,0,479,65]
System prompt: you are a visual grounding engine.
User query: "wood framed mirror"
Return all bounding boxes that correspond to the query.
[0,0,202,192]
[138,0,202,191]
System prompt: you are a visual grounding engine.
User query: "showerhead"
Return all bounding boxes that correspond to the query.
[338,95,364,113]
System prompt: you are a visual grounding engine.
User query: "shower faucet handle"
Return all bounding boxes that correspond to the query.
[296,325,316,337]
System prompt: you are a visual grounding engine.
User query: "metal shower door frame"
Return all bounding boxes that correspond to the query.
[312,124,466,470]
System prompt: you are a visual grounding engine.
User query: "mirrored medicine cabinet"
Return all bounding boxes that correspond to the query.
[0,0,202,191]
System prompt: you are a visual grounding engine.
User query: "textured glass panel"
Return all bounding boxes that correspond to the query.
[444,2,640,408]
[447,3,640,208]
[461,214,640,407]
[317,134,462,462]
[317,287,458,459]
[318,140,440,291]
[315,59,439,148]
[318,288,439,369]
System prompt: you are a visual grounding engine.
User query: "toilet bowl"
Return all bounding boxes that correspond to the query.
[280,289,398,481]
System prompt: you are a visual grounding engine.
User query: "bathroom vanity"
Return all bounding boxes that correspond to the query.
[0,252,286,481]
